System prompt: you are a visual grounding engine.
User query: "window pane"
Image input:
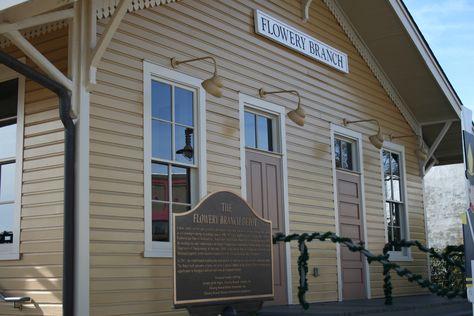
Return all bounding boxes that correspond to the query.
[335,139,341,168]
[0,124,17,158]
[391,153,400,176]
[392,176,401,201]
[244,112,256,148]
[383,151,392,200]
[175,87,193,126]
[152,120,172,160]
[152,81,171,120]
[393,227,402,250]
[0,163,16,202]
[0,79,18,126]
[391,153,401,201]
[387,225,394,244]
[152,202,169,242]
[257,115,273,151]
[172,166,190,204]
[152,163,168,202]
[173,204,191,214]
[391,203,401,227]
[383,151,391,178]
[341,140,353,170]
[0,203,14,233]
[385,202,392,226]
[175,126,194,164]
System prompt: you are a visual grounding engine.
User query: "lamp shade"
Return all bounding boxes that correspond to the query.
[287,106,305,126]
[202,74,223,98]
[415,145,428,162]
[369,131,384,149]
[343,118,384,150]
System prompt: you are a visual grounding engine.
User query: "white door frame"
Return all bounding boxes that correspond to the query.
[238,92,292,304]
[330,123,371,301]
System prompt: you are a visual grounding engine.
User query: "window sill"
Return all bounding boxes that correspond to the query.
[144,248,172,258]
[0,252,20,261]
[388,252,412,262]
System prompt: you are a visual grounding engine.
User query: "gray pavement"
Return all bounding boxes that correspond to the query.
[258,295,470,316]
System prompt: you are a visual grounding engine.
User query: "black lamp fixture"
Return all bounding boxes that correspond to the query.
[258,88,306,126]
[343,118,384,149]
[176,128,194,160]
[171,56,223,97]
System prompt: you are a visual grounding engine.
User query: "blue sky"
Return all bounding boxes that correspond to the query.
[404,0,474,110]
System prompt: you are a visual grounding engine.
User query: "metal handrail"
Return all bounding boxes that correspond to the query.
[0,291,30,310]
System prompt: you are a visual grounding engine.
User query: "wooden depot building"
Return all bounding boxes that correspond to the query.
[0,0,464,315]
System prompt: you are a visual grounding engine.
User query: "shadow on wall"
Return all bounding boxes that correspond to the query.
[1,260,62,313]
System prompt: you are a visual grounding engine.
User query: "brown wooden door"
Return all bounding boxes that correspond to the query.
[246,150,288,305]
[336,170,366,300]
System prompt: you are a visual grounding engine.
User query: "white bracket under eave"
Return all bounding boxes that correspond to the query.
[423,121,453,169]
[302,0,313,22]
[88,0,133,87]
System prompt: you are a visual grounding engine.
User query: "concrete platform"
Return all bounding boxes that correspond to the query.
[258,295,470,316]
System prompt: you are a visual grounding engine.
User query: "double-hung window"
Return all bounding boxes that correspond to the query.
[382,142,410,260]
[144,62,206,257]
[0,75,24,260]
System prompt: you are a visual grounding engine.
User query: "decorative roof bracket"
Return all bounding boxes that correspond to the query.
[89,0,133,86]
[423,121,453,168]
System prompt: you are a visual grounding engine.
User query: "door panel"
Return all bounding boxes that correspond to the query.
[337,170,366,300]
[246,150,287,305]
[249,160,265,218]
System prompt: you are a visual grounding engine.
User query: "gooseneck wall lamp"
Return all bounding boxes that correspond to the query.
[343,118,384,149]
[171,56,223,97]
[389,134,429,162]
[258,88,306,126]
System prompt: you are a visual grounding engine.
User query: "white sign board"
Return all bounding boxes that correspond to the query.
[254,10,349,73]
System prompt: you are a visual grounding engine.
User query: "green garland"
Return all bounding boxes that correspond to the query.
[297,235,309,310]
[273,232,466,309]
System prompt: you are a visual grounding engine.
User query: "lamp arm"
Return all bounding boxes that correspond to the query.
[389,133,423,143]
[171,56,217,74]
[259,89,301,109]
[343,118,381,132]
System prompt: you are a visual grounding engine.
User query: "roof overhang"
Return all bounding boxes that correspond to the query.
[334,0,463,166]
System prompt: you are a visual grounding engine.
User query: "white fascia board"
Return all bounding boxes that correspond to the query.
[389,0,463,117]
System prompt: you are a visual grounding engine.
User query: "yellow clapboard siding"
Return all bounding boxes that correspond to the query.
[90,203,143,218]
[21,228,63,241]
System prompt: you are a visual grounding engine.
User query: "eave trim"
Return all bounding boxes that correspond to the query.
[95,0,178,19]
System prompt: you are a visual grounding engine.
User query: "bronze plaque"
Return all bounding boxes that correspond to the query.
[173,191,274,306]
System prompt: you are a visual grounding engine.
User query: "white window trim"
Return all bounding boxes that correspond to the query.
[380,141,412,262]
[143,61,207,258]
[0,64,25,261]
